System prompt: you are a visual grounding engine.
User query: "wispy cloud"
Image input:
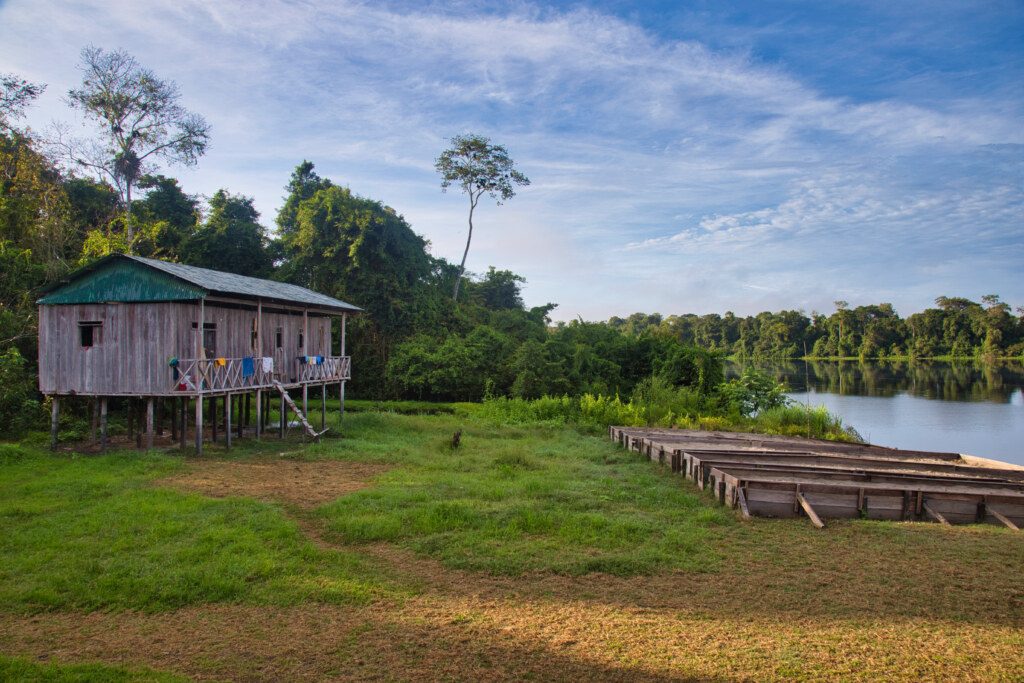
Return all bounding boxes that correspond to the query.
[0,0,1020,318]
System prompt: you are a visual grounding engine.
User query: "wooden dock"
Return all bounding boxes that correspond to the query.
[609,427,1024,529]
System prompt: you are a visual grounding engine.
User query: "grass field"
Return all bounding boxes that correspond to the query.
[1,406,1021,681]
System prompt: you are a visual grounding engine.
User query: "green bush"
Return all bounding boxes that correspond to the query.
[0,347,43,436]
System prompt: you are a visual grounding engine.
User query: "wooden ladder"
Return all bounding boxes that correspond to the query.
[273,381,328,440]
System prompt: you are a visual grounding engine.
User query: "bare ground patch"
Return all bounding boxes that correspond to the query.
[156,459,390,508]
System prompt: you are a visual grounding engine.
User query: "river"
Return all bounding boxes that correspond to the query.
[726,360,1024,466]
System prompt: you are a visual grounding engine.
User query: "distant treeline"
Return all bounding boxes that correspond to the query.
[608,299,1024,360]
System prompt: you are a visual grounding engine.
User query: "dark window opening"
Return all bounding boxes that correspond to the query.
[79,321,101,348]
[298,331,304,349]
[192,322,217,358]
[276,327,283,348]
[250,318,258,351]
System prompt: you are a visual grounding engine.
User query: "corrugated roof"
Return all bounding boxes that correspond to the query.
[39,255,362,313]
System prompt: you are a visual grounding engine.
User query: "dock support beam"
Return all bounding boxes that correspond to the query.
[797,492,825,529]
[49,396,59,450]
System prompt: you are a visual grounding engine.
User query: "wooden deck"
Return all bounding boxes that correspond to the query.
[610,427,1024,529]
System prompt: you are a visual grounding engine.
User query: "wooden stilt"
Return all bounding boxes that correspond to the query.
[195,394,204,455]
[225,393,232,449]
[145,398,155,450]
[99,398,108,452]
[210,396,218,443]
[171,397,179,441]
[255,389,262,440]
[156,398,164,436]
[91,398,99,444]
[237,393,243,439]
[280,391,286,438]
[135,400,143,449]
[49,396,59,450]
[301,385,308,442]
[127,398,134,440]
[321,384,326,430]
[179,398,187,450]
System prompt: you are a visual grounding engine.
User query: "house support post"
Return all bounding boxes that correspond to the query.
[279,391,286,438]
[91,398,99,444]
[49,396,59,450]
[210,396,217,443]
[195,393,204,455]
[99,398,108,452]
[179,398,187,450]
[321,384,326,430]
[145,398,155,450]
[255,389,262,440]
[156,398,164,436]
[339,313,347,421]
[170,398,179,441]
[224,393,232,449]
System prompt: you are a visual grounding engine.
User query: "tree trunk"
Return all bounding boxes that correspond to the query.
[125,181,134,246]
[452,195,477,301]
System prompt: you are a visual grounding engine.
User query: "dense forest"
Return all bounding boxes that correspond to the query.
[2,58,1022,434]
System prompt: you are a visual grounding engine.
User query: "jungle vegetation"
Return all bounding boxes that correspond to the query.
[2,55,1022,436]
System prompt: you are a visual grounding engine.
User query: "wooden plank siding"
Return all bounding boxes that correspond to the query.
[39,301,335,396]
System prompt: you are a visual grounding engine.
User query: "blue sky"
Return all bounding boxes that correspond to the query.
[2,0,1021,319]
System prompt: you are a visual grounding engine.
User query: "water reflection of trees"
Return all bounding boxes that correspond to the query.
[727,360,1024,403]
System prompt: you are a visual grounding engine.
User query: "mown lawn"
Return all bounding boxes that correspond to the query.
[0,407,1021,681]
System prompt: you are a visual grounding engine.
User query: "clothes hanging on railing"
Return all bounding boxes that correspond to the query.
[215,357,227,367]
[262,357,274,373]
[241,356,255,378]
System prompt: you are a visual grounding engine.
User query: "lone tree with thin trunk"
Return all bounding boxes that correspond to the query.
[63,46,210,246]
[435,134,529,301]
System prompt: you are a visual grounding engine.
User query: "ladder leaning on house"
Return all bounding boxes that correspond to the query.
[272,381,328,440]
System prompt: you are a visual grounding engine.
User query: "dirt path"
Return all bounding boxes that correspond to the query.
[2,458,1022,681]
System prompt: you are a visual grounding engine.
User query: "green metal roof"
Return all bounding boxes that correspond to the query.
[38,255,362,313]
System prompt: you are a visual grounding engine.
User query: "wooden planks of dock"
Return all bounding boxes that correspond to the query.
[610,427,1024,530]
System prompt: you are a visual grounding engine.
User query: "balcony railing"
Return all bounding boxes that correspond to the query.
[169,355,351,393]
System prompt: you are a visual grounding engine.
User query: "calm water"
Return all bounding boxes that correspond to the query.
[726,360,1024,466]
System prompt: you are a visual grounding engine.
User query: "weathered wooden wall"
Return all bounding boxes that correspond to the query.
[38,300,333,396]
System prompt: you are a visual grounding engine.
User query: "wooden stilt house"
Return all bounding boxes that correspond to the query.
[37,254,361,454]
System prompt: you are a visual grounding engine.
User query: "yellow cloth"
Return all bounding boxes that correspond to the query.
[215,357,226,366]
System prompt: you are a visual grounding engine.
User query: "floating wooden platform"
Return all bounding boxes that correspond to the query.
[610,427,1024,530]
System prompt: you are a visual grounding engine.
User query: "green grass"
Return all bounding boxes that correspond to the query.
[0,443,393,613]
[317,413,732,574]
[0,655,186,682]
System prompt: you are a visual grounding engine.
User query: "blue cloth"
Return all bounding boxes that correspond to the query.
[241,356,255,378]
[316,356,324,365]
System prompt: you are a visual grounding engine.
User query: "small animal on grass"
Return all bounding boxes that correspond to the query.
[451,429,462,449]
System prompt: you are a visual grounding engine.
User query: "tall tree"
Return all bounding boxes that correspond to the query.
[435,134,529,301]
[181,190,271,277]
[62,46,210,244]
[0,73,46,134]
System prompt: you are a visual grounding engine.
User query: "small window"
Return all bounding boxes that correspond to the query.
[192,322,217,358]
[250,318,258,351]
[298,330,304,349]
[276,327,283,348]
[79,321,101,348]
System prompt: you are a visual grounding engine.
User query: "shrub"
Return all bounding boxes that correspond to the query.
[0,347,42,436]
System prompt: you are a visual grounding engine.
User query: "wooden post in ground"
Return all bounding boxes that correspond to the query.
[91,398,99,444]
[145,398,155,450]
[195,393,204,455]
[49,396,59,450]
[255,389,262,440]
[127,398,134,441]
[237,394,243,439]
[156,398,164,436]
[99,398,108,452]
[224,393,232,449]
[279,391,286,438]
[210,396,218,443]
[171,397,179,442]
[321,384,326,430]
[179,398,187,450]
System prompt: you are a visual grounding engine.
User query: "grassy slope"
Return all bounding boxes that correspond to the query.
[1,409,1022,680]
